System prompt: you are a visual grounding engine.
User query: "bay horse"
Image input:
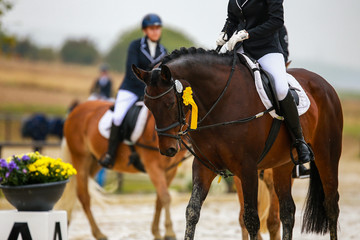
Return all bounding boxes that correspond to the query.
[57,100,186,240]
[132,47,343,240]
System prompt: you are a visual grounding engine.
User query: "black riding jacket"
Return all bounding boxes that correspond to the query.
[222,0,284,59]
[120,36,167,98]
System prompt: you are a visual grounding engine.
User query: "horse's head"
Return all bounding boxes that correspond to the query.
[132,64,189,157]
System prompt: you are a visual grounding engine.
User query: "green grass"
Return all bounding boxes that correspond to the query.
[343,124,360,138]
[119,174,156,194]
[121,180,156,194]
[339,91,360,100]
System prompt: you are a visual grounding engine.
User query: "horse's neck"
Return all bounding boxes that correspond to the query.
[176,62,251,117]
[173,63,226,111]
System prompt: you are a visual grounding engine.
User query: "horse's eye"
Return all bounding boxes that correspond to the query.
[166,101,175,110]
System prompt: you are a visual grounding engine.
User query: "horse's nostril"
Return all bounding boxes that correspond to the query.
[165,147,177,157]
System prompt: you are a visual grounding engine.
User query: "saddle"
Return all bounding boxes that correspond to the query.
[98,101,148,172]
[236,53,310,119]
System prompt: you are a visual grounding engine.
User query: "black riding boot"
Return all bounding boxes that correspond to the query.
[98,123,124,169]
[279,90,313,178]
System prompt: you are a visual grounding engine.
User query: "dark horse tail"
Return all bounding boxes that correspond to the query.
[301,161,329,234]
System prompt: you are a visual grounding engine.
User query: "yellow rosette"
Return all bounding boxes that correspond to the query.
[182,87,198,129]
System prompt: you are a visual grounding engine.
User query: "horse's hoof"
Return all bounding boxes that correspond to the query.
[164,236,176,240]
[96,234,108,240]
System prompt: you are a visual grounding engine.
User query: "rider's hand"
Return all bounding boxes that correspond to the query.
[228,30,249,51]
[216,32,228,47]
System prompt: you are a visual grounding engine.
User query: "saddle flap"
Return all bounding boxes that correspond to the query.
[260,69,281,115]
[98,101,148,143]
[238,53,310,119]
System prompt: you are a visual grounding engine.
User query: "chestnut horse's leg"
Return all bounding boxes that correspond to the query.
[163,168,178,240]
[184,160,216,240]
[234,176,263,240]
[272,162,295,240]
[151,195,163,240]
[262,170,281,240]
[146,158,178,240]
[73,153,107,240]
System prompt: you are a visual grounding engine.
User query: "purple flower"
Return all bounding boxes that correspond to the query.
[8,161,19,172]
[22,169,27,174]
[21,155,30,161]
[0,177,3,182]
[0,159,7,168]
[5,172,10,178]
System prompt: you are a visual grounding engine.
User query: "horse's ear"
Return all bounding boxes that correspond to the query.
[160,65,172,82]
[132,64,150,84]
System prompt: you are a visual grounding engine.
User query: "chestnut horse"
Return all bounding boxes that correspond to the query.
[235,170,281,240]
[58,100,186,240]
[132,47,343,240]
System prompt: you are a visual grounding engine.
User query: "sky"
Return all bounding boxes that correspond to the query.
[2,0,360,71]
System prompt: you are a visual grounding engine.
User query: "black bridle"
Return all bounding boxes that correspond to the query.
[144,79,188,140]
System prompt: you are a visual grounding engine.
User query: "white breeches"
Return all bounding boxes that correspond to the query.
[113,89,138,126]
[258,53,289,101]
[237,47,289,101]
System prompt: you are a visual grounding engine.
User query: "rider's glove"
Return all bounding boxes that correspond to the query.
[216,32,228,47]
[228,30,249,51]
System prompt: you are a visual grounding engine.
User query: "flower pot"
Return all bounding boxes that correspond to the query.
[0,179,69,211]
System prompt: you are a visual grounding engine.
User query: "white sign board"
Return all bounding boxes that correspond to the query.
[0,210,67,240]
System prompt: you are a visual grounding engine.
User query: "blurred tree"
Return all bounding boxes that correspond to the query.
[0,30,16,55]
[12,37,56,61]
[15,38,34,57]
[60,39,99,65]
[0,0,12,26]
[0,0,13,55]
[106,26,195,72]
[36,47,56,61]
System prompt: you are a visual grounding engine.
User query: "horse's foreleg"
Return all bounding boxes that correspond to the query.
[164,168,178,240]
[263,170,281,240]
[185,160,216,240]
[152,195,163,240]
[237,166,260,240]
[74,155,107,240]
[272,163,295,240]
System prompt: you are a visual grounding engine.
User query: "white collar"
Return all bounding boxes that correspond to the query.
[147,38,157,58]
[236,0,249,10]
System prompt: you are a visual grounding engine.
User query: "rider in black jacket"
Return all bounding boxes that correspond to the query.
[216,0,311,178]
[99,14,167,168]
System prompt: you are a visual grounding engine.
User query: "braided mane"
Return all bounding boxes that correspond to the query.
[161,47,233,66]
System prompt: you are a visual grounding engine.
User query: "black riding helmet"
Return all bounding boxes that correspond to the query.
[142,13,162,29]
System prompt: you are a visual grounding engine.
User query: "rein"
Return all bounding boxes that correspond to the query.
[197,46,238,125]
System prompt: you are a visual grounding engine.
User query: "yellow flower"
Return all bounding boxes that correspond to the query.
[28,165,36,172]
[7,152,77,183]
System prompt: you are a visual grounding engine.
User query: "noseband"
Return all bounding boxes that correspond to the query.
[144,79,187,140]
